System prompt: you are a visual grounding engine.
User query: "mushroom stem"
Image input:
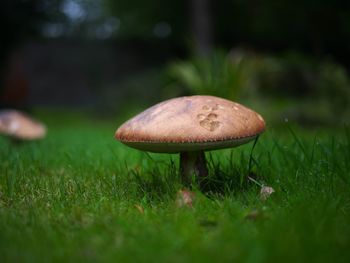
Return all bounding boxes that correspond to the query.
[180,150,208,186]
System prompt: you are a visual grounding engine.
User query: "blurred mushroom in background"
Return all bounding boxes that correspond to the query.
[0,110,46,142]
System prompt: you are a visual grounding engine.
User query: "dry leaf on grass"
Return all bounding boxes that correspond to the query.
[176,189,195,208]
[134,204,144,214]
[260,186,275,201]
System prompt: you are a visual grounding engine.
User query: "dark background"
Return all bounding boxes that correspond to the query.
[1,0,349,125]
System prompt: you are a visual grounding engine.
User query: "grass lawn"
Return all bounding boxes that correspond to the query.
[0,111,349,262]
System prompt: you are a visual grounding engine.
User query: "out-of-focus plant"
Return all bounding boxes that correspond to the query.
[166,50,259,101]
[166,49,350,126]
[257,53,317,98]
[317,61,350,119]
[257,52,350,124]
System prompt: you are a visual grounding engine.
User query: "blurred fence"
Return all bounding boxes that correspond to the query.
[2,39,168,109]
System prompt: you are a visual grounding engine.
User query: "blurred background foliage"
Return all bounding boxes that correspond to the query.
[166,50,350,126]
[167,50,254,100]
[0,0,349,126]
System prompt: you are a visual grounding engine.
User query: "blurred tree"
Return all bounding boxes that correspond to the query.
[105,0,350,65]
[104,0,188,49]
[104,0,214,56]
[213,0,350,64]
[191,0,213,56]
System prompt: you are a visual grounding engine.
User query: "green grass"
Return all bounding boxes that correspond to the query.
[0,112,349,262]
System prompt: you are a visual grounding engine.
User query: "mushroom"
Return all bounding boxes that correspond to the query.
[0,110,47,141]
[115,95,265,186]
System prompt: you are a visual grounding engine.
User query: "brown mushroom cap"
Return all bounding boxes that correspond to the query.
[0,110,47,140]
[115,96,265,153]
